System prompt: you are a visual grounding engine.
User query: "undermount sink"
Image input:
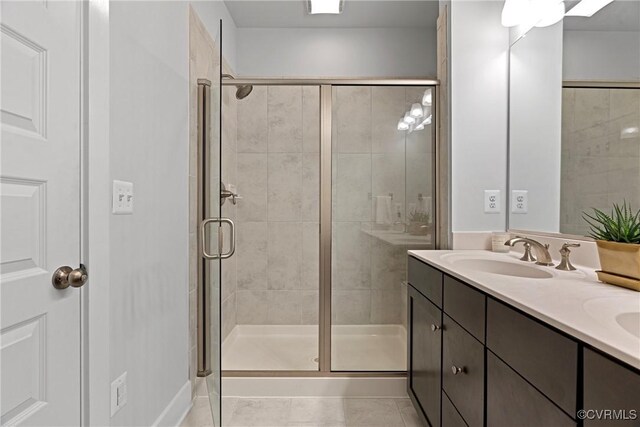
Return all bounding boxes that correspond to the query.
[583,296,640,339]
[616,312,640,338]
[450,258,554,279]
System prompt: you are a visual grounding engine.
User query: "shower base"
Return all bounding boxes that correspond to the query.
[222,324,407,372]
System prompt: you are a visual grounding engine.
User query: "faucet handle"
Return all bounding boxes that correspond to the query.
[556,243,580,271]
[520,242,537,262]
[561,242,581,250]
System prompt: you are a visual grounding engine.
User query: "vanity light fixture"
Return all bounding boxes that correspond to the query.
[403,112,416,125]
[501,0,565,28]
[422,89,432,106]
[415,123,425,131]
[534,0,565,27]
[501,0,531,27]
[397,119,410,131]
[410,103,424,118]
[565,0,613,17]
[307,0,344,14]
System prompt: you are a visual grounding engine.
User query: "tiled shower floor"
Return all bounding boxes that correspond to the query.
[222,325,407,371]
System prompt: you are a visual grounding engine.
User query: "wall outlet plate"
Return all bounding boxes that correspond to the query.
[511,190,528,214]
[110,371,128,416]
[112,180,134,215]
[484,190,501,214]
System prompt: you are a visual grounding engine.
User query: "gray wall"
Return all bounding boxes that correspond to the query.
[236,27,437,78]
[563,31,640,81]
[450,0,509,233]
[110,2,189,425]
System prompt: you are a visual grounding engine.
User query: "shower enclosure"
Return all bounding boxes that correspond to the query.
[208,80,438,375]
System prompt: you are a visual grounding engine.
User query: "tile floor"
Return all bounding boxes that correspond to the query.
[181,396,422,427]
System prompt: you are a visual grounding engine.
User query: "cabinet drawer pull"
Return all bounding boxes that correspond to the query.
[452,365,466,375]
[431,324,440,332]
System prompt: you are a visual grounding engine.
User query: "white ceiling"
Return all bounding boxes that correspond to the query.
[223,0,440,28]
[564,0,640,31]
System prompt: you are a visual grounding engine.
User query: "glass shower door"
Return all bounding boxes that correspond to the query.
[330,85,436,371]
[198,20,223,427]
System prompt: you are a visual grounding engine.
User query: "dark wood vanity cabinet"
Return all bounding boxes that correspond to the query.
[486,299,578,416]
[407,255,640,427]
[408,285,442,427]
[583,348,640,426]
[486,352,576,427]
[442,314,485,427]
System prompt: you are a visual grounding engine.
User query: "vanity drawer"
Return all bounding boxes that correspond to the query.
[487,352,576,427]
[408,256,443,308]
[487,298,578,415]
[442,314,484,427]
[443,275,486,342]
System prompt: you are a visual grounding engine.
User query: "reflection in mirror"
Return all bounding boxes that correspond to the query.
[508,0,640,237]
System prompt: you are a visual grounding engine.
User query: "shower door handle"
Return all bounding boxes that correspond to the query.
[200,218,236,259]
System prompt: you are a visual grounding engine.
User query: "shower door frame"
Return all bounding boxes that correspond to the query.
[221,78,441,377]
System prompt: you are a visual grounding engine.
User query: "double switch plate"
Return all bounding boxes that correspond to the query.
[113,180,134,214]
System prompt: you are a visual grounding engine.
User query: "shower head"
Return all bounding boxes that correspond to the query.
[235,84,253,100]
[222,73,253,100]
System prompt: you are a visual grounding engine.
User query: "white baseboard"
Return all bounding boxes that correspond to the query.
[153,380,192,427]
[223,377,408,398]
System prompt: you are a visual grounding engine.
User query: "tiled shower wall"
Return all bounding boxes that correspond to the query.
[331,87,434,326]
[233,86,321,326]
[229,85,434,328]
[221,86,238,340]
[561,88,640,236]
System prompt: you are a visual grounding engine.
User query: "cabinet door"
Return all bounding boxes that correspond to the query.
[487,299,577,415]
[442,315,485,427]
[584,348,640,426]
[442,392,467,427]
[408,285,442,427]
[487,352,576,427]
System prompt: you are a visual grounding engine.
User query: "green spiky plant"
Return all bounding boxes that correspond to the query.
[583,201,640,244]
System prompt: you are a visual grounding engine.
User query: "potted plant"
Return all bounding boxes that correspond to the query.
[583,201,640,291]
[407,210,432,236]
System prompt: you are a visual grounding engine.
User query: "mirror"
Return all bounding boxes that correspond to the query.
[508,0,640,237]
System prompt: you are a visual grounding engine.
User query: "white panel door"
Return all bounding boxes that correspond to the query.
[1,1,82,425]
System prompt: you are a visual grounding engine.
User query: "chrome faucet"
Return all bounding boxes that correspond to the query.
[504,237,554,266]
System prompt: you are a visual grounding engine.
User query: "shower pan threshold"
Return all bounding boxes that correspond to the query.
[222,324,407,372]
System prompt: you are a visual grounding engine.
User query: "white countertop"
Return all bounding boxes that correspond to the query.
[408,250,640,369]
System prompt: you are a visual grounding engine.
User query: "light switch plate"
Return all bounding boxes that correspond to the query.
[110,371,127,416]
[511,190,528,214]
[112,180,134,214]
[484,190,501,214]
